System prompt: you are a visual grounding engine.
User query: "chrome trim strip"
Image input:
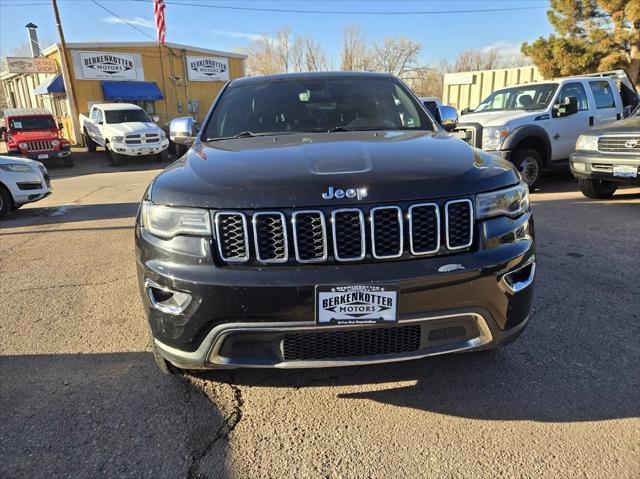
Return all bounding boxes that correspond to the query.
[252,211,289,264]
[445,199,474,250]
[370,206,404,259]
[292,210,328,263]
[501,255,536,294]
[214,211,250,263]
[331,208,366,261]
[152,312,496,369]
[408,202,440,255]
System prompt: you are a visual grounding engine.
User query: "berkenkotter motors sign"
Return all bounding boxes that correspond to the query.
[72,51,145,81]
[186,56,229,81]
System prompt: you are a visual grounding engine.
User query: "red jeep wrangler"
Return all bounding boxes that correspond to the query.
[1,108,73,167]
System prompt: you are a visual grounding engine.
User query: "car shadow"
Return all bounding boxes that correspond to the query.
[0,352,231,479]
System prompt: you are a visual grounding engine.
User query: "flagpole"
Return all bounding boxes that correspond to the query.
[157,42,170,124]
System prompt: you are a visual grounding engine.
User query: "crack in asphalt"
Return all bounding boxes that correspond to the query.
[0,274,137,295]
[185,372,244,479]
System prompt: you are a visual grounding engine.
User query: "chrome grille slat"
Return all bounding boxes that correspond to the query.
[409,203,440,255]
[26,140,53,152]
[445,199,473,250]
[214,200,475,265]
[214,212,250,263]
[252,212,288,263]
[292,210,327,263]
[370,206,403,259]
[331,208,366,261]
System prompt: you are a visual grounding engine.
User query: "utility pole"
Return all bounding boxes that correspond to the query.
[51,0,82,145]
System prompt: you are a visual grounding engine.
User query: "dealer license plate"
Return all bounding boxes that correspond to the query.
[316,285,398,325]
[37,154,48,159]
[613,165,637,178]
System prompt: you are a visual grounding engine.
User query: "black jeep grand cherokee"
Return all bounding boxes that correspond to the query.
[136,72,535,374]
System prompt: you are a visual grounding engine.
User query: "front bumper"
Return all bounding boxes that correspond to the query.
[111,139,169,157]
[14,149,70,161]
[570,152,640,184]
[136,210,535,370]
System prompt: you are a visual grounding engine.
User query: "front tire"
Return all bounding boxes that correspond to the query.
[511,149,543,189]
[0,185,13,218]
[84,131,97,152]
[152,340,180,375]
[579,178,618,199]
[106,144,122,167]
[156,149,169,162]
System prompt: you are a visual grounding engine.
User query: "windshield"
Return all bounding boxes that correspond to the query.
[203,76,433,140]
[104,109,151,124]
[9,116,56,131]
[475,83,559,113]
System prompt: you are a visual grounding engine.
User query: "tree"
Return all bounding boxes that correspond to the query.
[340,26,374,71]
[522,0,640,84]
[371,37,422,77]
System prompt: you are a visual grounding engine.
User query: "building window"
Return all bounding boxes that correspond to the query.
[130,100,156,114]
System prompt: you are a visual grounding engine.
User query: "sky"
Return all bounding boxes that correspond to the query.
[0,0,554,67]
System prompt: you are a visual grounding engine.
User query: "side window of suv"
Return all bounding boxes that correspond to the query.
[557,82,589,111]
[589,81,616,109]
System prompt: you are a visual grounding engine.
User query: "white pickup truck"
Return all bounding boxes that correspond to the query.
[79,103,169,166]
[453,70,638,187]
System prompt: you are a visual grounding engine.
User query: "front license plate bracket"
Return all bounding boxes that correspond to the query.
[316,285,399,326]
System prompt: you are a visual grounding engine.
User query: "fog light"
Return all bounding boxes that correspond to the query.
[19,142,28,150]
[572,161,586,172]
[145,279,192,315]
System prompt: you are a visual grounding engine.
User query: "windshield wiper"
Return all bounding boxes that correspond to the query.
[205,131,304,141]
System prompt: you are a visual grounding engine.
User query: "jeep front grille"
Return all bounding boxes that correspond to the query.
[25,140,53,152]
[213,198,474,265]
[598,136,640,154]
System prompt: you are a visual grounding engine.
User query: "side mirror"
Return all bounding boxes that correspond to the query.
[58,122,64,130]
[435,105,458,132]
[98,120,103,125]
[554,96,578,117]
[170,117,199,146]
[152,115,160,123]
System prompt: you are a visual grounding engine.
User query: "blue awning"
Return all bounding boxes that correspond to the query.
[34,74,66,95]
[101,81,164,101]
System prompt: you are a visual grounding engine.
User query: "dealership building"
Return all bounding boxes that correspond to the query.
[1,41,247,144]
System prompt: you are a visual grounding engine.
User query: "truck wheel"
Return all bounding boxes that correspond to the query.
[84,131,97,152]
[511,149,543,188]
[107,145,122,167]
[63,155,74,167]
[578,178,618,199]
[156,149,169,162]
[0,185,13,218]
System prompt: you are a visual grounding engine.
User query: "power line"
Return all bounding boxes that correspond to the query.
[89,0,156,40]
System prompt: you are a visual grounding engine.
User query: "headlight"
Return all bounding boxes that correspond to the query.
[482,126,510,151]
[19,142,28,150]
[0,163,33,172]
[112,136,124,143]
[576,135,598,151]
[51,139,61,147]
[141,201,211,239]
[476,182,529,219]
[159,130,166,139]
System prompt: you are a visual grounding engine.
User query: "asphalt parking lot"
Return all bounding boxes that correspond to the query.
[1,149,639,478]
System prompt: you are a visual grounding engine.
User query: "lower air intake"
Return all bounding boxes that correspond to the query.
[282,325,421,361]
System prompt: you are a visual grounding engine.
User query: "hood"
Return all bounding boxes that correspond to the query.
[151,130,519,209]
[0,154,42,167]
[9,129,60,141]
[106,122,161,134]
[459,110,542,127]
[591,115,640,134]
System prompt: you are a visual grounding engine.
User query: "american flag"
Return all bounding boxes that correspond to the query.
[153,0,166,44]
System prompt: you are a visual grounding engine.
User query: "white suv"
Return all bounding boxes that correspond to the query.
[0,155,52,217]
[454,71,637,187]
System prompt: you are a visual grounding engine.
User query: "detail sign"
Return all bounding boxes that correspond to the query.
[6,57,57,74]
[72,51,144,81]
[186,56,229,82]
